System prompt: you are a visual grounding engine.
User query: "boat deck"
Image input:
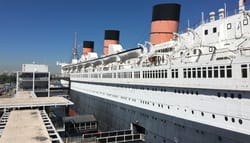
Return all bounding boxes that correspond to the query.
[0,110,51,143]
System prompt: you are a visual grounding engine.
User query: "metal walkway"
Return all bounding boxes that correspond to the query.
[40,110,64,143]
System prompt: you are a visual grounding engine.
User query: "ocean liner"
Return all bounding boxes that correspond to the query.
[60,0,250,142]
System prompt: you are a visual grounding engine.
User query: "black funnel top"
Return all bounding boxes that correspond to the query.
[83,41,94,49]
[104,30,120,40]
[152,3,181,21]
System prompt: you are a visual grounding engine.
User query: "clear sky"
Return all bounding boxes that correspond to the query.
[0,0,238,73]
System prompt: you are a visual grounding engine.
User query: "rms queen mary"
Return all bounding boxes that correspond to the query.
[60,0,250,142]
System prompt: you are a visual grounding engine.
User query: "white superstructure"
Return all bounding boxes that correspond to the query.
[61,1,250,142]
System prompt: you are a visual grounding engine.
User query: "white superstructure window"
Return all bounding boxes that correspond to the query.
[241,64,247,78]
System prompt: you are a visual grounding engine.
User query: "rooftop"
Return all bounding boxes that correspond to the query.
[0,110,51,143]
[0,91,73,109]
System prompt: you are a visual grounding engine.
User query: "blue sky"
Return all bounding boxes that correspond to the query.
[0,0,237,73]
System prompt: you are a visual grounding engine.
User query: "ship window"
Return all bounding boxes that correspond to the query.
[161,70,164,78]
[175,69,178,78]
[183,68,187,78]
[220,66,225,78]
[193,49,197,54]
[224,93,227,98]
[192,68,196,78]
[188,68,191,78]
[243,18,248,25]
[214,66,218,78]
[239,119,243,124]
[227,23,232,29]
[195,91,198,95]
[201,112,204,116]
[217,92,221,97]
[226,65,232,78]
[208,67,212,78]
[212,114,215,119]
[213,27,217,33]
[202,67,207,78]
[238,94,242,99]
[231,93,234,98]
[172,69,175,78]
[165,70,168,78]
[204,29,208,35]
[197,68,201,78]
[241,64,247,78]
[232,118,235,123]
[225,116,228,121]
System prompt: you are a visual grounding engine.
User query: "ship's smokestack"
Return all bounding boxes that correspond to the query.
[103,30,120,56]
[82,41,94,56]
[150,3,181,45]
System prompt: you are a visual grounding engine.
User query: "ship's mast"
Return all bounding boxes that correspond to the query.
[72,32,78,64]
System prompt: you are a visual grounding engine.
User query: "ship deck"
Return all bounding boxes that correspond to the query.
[0,110,51,143]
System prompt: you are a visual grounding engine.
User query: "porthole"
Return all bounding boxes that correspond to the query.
[191,110,194,114]
[168,106,170,109]
[218,136,222,141]
[201,112,204,116]
[212,114,215,119]
[191,91,194,94]
[232,118,235,123]
[225,116,228,121]
[239,119,243,124]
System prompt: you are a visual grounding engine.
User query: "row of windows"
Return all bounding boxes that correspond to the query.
[143,70,168,79]
[183,65,232,78]
[204,18,249,35]
[71,64,250,79]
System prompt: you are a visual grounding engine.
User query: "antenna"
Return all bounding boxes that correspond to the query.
[201,12,205,24]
